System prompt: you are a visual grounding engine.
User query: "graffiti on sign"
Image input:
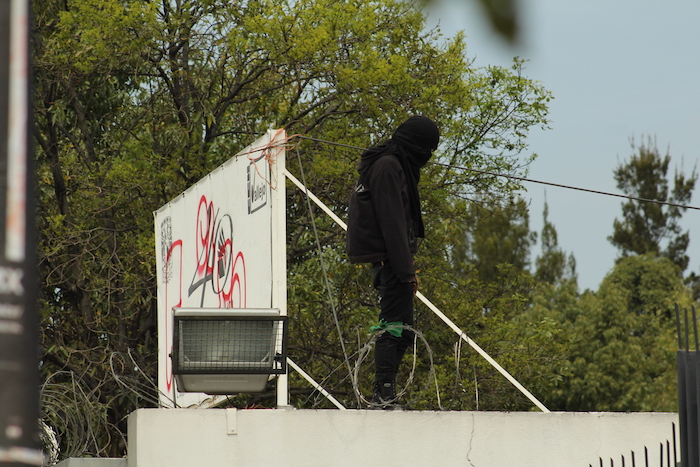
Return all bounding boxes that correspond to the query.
[155,129,284,406]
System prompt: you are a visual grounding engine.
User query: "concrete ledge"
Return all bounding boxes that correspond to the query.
[126,408,678,467]
[56,459,126,467]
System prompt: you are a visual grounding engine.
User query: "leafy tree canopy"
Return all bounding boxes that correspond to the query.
[534,254,688,412]
[449,196,536,283]
[33,0,552,458]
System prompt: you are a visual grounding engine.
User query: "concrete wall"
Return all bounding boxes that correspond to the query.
[124,408,678,467]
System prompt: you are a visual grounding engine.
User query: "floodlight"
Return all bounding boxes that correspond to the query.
[172,308,287,394]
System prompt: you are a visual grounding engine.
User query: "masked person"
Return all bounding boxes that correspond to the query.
[346,116,440,408]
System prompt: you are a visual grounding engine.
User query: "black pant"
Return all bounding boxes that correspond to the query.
[371,261,415,383]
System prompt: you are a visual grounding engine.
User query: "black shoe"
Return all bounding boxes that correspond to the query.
[371,381,401,410]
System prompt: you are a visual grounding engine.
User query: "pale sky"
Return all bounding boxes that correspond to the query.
[426,0,700,291]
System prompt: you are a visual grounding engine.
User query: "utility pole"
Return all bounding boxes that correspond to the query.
[0,1,42,466]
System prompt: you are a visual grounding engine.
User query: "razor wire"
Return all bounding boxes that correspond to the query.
[291,323,445,410]
[40,351,169,465]
[109,349,169,408]
[39,371,109,463]
[351,324,444,410]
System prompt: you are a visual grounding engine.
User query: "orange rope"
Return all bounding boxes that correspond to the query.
[234,128,301,190]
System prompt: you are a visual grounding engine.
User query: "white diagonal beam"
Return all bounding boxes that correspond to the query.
[285,169,550,413]
[287,357,347,410]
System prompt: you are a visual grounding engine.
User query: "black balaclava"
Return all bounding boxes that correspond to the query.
[357,116,440,238]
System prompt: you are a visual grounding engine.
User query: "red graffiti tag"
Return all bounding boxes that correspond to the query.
[189,195,246,308]
[161,196,247,393]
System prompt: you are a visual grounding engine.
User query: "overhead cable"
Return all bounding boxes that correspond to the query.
[296,135,700,212]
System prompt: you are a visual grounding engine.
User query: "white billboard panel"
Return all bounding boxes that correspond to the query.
[154,130,286,407]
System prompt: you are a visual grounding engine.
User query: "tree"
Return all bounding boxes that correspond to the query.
[543,254,686,412]
[33,0,552,457]
[534,198,576,286]
[450,196,536,283]
[608,136,697,272]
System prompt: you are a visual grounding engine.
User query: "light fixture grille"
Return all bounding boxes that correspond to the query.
[174,317,286,374]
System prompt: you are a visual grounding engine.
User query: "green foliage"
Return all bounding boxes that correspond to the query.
[392,258,558,411]
[33,0,553,457]
[34,2,697,458]
[534,200,577,286]
[468,197,536,283]
[609,135,697,272]
[537,255,687,412]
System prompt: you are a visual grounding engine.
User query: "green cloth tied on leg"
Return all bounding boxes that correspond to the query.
[370,319,404,338]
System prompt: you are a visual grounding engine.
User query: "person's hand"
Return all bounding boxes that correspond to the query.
[411,275,419,295]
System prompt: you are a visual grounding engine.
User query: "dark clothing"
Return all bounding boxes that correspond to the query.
[353,116,438,240]
[346,153,418,384]
[347,154,418,282]
[346,115,439,389]
[371,261,415,383]
[371,262,415,327]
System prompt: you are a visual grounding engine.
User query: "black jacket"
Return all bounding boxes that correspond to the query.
[346,153,418,283]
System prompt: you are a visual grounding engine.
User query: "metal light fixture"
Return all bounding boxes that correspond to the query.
[172,308,287,394]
